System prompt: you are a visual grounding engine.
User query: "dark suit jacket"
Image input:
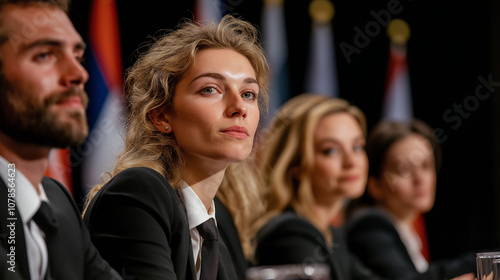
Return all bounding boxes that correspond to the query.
[0,177,121,280]
[346,208,476,280]
[214,197,248,280]
[255,208,381,280]
[83,167,238,280]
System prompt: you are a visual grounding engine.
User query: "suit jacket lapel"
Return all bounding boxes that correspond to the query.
[329,228,347,280]
[186,239,196,280]
[214,197,247,279]
[216,233,237,280]
[176,190,197,280]
[0,179,31,280]
[41,178,63,280]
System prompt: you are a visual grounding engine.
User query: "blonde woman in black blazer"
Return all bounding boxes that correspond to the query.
[254,94,381,280]
[84,15,269,280]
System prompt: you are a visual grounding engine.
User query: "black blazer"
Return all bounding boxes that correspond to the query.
[214,197,248,280]
[0,177,121,280]
[346,208,476,280]
[255,208,381,280]
[83,167,238,280]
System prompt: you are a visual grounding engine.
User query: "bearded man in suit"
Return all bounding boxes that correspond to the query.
[0,0,121,279]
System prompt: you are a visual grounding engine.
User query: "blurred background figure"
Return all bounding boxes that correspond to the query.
[253,93,382,279]
[346,119,476,280]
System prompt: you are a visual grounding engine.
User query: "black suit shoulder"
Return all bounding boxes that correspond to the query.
[346,209,416,279]
[43,177,122,280]
[256,211,325,265]
[0,177,120,280]
[86,167,184,223]
[346,208,475,280]
[84,167,194,280]
[256,210,379,280]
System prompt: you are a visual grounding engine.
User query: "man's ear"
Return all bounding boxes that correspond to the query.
[148,109,171,134]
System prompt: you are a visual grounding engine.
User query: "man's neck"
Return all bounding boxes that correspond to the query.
[0,133,51,194]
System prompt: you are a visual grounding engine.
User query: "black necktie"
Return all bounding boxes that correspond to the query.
[197,218,218,280]
[32,201,58,280]
[32,202,58,236]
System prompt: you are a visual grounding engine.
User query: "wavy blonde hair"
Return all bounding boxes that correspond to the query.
[84,15,270,255]
[253,94,366,239]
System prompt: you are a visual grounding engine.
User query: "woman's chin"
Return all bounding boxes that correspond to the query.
[344,183,367,200]
[226,152,252,163]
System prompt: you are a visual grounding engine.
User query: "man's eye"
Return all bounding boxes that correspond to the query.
[35,52,52,61]
[77,56,86,65]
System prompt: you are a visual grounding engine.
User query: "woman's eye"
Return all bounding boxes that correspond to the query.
[397,164,413,177]
[241,91,256,100]
[353,144,365,152]
[322,148,338,155]
[199,87,218,95]
[421,160,434,170]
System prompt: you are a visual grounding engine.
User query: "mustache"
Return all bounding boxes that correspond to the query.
[44,88,89,109]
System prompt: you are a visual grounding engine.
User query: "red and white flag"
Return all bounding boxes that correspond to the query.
[383,42,413,121]
[45,149,73,193]
[384,19,429,261]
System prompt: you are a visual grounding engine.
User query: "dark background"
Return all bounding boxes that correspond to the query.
[69,0,500,261]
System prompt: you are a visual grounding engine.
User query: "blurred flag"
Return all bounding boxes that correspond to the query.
[81,0,125,190]
[305,0,339,97]
[195,0,224,23]
[383,19,412,121]
[45,149,73,193]
[385,19,429,261]
[262,0,289,119]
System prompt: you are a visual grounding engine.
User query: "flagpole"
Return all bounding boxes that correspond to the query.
[305,0,339,98]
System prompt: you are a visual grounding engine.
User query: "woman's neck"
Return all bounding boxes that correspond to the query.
[182,156,228,212]
[310,198,344,236]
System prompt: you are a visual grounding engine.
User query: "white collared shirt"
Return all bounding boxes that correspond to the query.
[0,156,49,280]
[391,213,429,273]
[180,181,217,280]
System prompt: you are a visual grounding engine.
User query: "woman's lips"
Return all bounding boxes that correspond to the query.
[220,126,249,139]
[340,175,359,182]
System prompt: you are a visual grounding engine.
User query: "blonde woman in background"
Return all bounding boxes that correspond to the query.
[253,93,382,279]
[83,15,269,280]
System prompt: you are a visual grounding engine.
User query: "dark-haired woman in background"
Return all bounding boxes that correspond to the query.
[346,119,475,280]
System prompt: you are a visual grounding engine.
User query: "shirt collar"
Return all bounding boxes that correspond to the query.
[0,156,49,223]
[179,181,216,230]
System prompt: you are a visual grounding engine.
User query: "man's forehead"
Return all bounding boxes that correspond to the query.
[1,3,82,49]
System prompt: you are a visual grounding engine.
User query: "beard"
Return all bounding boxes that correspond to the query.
[0,74,90,148]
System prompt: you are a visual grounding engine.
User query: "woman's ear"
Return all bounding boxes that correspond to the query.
[367,176,383,202]
[148,109,171,134]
